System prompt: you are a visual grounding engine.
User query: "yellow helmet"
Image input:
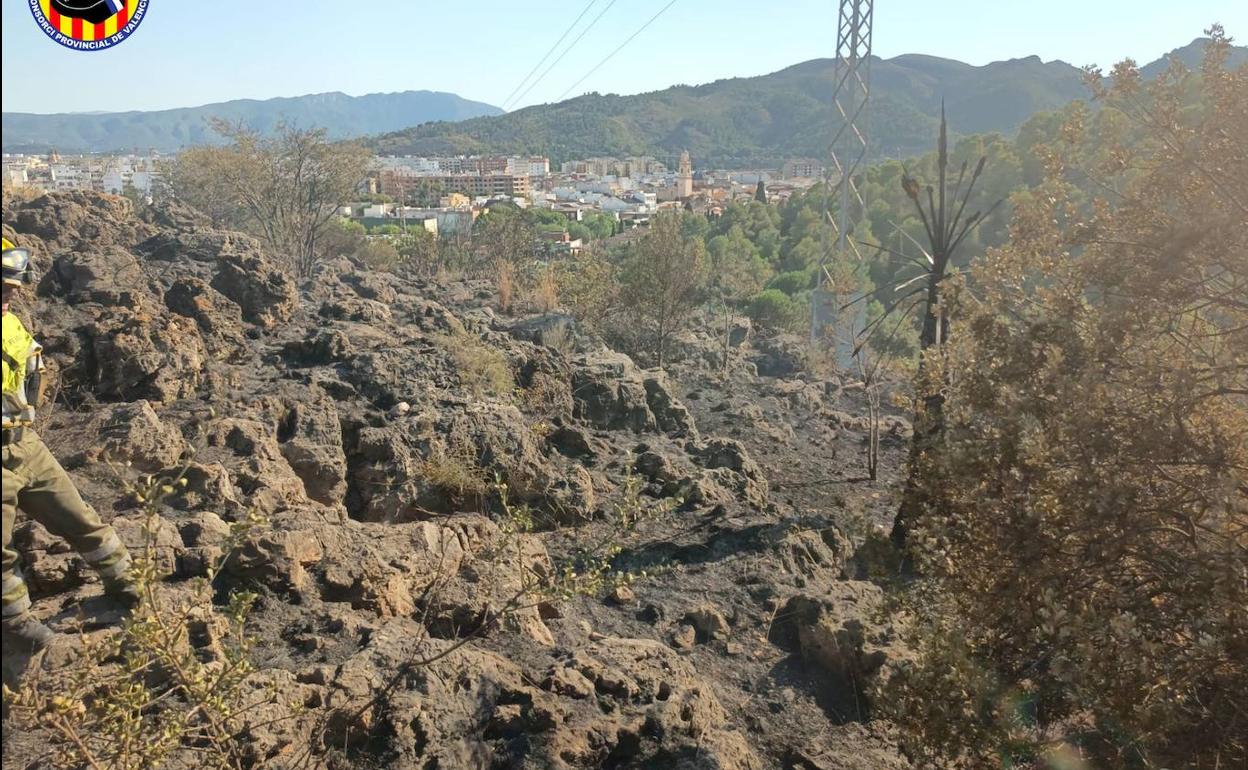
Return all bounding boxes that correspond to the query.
[3,236,35,286]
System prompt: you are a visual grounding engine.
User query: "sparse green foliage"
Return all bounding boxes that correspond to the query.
[395,228,440,276]
[420,441,489,504]
[356,238,401,271]
[552,246,619,332]
[432,331,514,398]
[7,469,278,770]
[617,211,707,367]
[168,120,373,277]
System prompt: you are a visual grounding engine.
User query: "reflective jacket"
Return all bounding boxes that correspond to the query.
[2,311,43,428]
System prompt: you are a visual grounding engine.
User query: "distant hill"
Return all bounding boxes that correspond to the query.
[369,38,1247,167]
[1,91,503,154]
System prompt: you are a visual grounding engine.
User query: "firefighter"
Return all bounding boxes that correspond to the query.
[2,236,140,652]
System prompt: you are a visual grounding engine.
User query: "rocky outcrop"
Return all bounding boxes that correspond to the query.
[769,582,908,718]
[570,350,696,438]
[84,309,207,402]
[91,399,189,471]
[210,251,298,327]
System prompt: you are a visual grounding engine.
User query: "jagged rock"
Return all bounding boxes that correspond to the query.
[8,191,153,252]
[683,605,732,641]
[109,513,185,576]
[276,393,348,507]
[13,521,69,555]
[164,277,248,357]
[769,582,907,713]
[285,327,350,364]
[47,247,150,306]
[342,270,399,304]
[671,623,697,649]
[202,418,308,514]
[776,527,851,584]
[689,437,770,505]
[176,511,231,577]
[643,371,698,438]
[409,298,466,335]
[547,637,762,769]
[540,464,597,526]
[84,309,206,402]
[24,551,86,595]
[752,333,808,377]
[169,461,241,514]
[319,295,394,324]
[87,399,189,471]
[542,663,596,699]
[571,351,655,432]
[136,227,257,262]
[634,450,678,483]
[729,317,752,348]
[210,251,298,328]
[547,424,602,462]
[228,519,325,597]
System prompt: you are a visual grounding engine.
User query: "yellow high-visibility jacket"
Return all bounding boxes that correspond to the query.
[2,311,43,428]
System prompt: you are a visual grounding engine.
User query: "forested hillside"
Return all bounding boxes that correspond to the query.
[370,38,1245,166]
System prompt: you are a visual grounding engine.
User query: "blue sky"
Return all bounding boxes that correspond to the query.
[2,0,1243,114]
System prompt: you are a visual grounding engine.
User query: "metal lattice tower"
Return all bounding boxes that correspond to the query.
[813,0,873,349]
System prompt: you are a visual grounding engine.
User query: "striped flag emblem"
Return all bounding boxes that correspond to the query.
[38,0,132,42]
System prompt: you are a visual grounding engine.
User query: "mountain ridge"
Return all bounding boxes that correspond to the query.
[1,90,503,154]
[368,37,1245,167]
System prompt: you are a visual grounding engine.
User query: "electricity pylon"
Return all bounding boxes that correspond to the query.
[812,0,873,357]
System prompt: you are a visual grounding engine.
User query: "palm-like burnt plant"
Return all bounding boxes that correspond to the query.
[847,105,1002,550]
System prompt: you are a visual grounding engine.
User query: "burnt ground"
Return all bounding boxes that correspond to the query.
[2,190,915,770]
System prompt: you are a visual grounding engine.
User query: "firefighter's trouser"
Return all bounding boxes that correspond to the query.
[2,428,131,618]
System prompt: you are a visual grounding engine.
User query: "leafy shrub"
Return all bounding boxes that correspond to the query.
[884,36,1248,769]
[356,238,401,271]
[747,289,807,333]
[552,247,618,332]
[766,269,812,296]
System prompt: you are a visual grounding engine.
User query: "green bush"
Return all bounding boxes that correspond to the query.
[356,239,401,271]
[747,289,807,333]
[766,269,813,296]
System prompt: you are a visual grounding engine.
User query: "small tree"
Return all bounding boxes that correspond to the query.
[553,245,619,332]
[754,179,767,203]
[396,229,439,276]
[473,206,537,277]
[706,225,771,371]
[618,212,707,367]
[168,120,373,277]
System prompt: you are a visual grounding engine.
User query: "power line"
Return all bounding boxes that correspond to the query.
[511,0,619,109]
[501,0,600,111]
[556,0,679,102]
